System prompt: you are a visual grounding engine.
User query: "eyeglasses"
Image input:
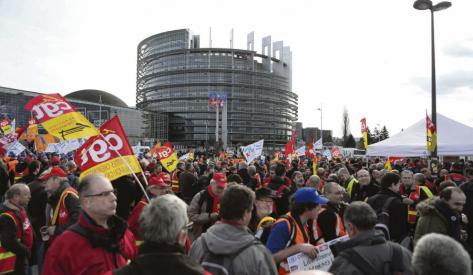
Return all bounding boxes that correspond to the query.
[84,189,117,198]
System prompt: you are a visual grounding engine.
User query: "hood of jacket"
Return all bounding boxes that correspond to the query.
[202,222,256,255]
[416,197,440,216]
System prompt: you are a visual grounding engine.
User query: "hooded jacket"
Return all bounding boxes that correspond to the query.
[190,222,277,275]
[329,230,413,275]
[414,197,461,242]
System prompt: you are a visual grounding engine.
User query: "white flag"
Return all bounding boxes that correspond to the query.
[322,149,332,160]
[241,140,264,164]
[295,146,306,157]
[314,138,323,149]
[7,141,26,156]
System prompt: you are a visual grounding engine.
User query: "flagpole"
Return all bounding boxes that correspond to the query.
[100,133,150,202]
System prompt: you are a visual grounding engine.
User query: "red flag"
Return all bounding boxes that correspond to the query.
[75,116,141,181]
[285,131,296,167]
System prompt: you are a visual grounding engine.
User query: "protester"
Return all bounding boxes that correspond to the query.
[414,186,466,242]
[306,175,321,191]
[291,171,306,192]
[367,172,409,242]
[42,173,136,275]
[337,167,358,200]
[111,175,137,220]
[266,163,292,217]
[329,201,412,275]
[247,164,261,190]
[179,162,199,204]
[0,184,33,275]
[41,166,80,245]
[237,161,251,187]
[316,182,346,243]
[400,170,433,225]
[412,233,471,275]
[249,187,276,243]
[127,176,171,246]
[113,194,206,275]
[171,161,185,195]
[188,172,227,239]
[266,187,328,275]
[351,169,378,201]
[460,167,473,252]
[190,184,277,275]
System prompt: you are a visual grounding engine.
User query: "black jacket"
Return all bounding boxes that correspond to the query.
[27,178,48,237]
[267,177,291,217]
[113,242,206,275]
[330,230,413,275]
[179,171,199,204]
[112,176,137,220]
[367,189,409,242]
[317,202,343,242]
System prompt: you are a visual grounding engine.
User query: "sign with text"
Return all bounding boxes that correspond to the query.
[75,116,141,181]
[241,139,264,164]
[287,235,349,273]
[25,93,99,140]
[156,144,179,172]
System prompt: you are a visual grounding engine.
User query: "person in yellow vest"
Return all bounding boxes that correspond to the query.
[400,171,434,225]
[171,161,185,195]
[0,184,33,275]
[127,176,172,247]
[337,167,359,200]
[40,167,80,246]
[315,182,346,243]
[266,187,328,275]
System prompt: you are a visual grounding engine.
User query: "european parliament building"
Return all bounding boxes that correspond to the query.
[136,29,297,148]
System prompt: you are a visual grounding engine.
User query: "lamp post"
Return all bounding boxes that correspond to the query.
[413,0,451,158]
[317,104,323,148]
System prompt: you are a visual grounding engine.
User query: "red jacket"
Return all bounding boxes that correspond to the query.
[42,212,137,275]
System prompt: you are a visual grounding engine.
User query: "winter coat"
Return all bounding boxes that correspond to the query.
[329,230,413,275]
[112,242,206,275]
[179,171,200,204]
[414,197,461,242]
[42,212,137,275]
[367,189,409,242]
[190,222,277,275]
[188,189,218,238]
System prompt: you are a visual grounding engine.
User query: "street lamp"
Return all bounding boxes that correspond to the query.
[413,0,451,158]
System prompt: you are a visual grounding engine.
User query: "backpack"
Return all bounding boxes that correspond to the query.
[339,242,405,275]
[374,196,397,241]
[266,215,318,247]
[200,236,260,275]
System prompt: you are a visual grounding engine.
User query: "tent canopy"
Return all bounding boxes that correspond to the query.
[366,114,473,157]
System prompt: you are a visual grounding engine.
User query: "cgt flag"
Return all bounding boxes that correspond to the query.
[75,116,142,181]
[426,112,437,153]
[155,143,179,172]
[25,93,99,140]
[360,118,368,149]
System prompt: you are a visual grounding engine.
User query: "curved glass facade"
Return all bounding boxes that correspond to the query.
[136,29,297,147]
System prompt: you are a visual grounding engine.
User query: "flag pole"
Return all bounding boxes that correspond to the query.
[100,133,150,202]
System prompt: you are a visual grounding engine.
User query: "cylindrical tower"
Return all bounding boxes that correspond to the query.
[136,29,297,148]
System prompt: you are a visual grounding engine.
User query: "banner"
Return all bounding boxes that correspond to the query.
[322,149,332,160]
[75,116,141,181]
[287,235,349,272]
[0,119,14,135]
[34,134,60,152]
[361,118,368,149]
[45,143,58,153]
[295,145,306,157]
[314,138,323,150]
[426,112,437,153]
[241,140,264,164]
[25,93,99,140]
[331,147,341,158]
[155,144,179,172]
[6,141,26,156]
[179,152,194,161]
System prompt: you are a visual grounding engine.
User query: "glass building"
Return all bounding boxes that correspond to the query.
[0,86,167,145]
[136,29,297,148]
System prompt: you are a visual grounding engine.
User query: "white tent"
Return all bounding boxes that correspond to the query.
[366,114,473,157]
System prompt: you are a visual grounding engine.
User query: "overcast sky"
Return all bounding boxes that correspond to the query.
[1,0,472,138]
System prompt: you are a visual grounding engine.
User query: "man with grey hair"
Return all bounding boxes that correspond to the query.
[114,195,207,275]
[247,164,260,190]
[412,233,471,275]
[190,184,277,275]
[337,167,358,200]
[42,173,136,275]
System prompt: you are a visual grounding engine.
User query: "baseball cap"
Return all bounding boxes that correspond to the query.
[39,167,67,181]
[293,187,328,205]
[212,172,227,187]
[148,177,168,189]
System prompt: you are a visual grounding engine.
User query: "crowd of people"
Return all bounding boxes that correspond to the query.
[1,149,473,275]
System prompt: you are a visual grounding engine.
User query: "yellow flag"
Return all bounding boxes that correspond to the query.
[312,157,317,175]
[156,145,179,172]
[385,159,392,171]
